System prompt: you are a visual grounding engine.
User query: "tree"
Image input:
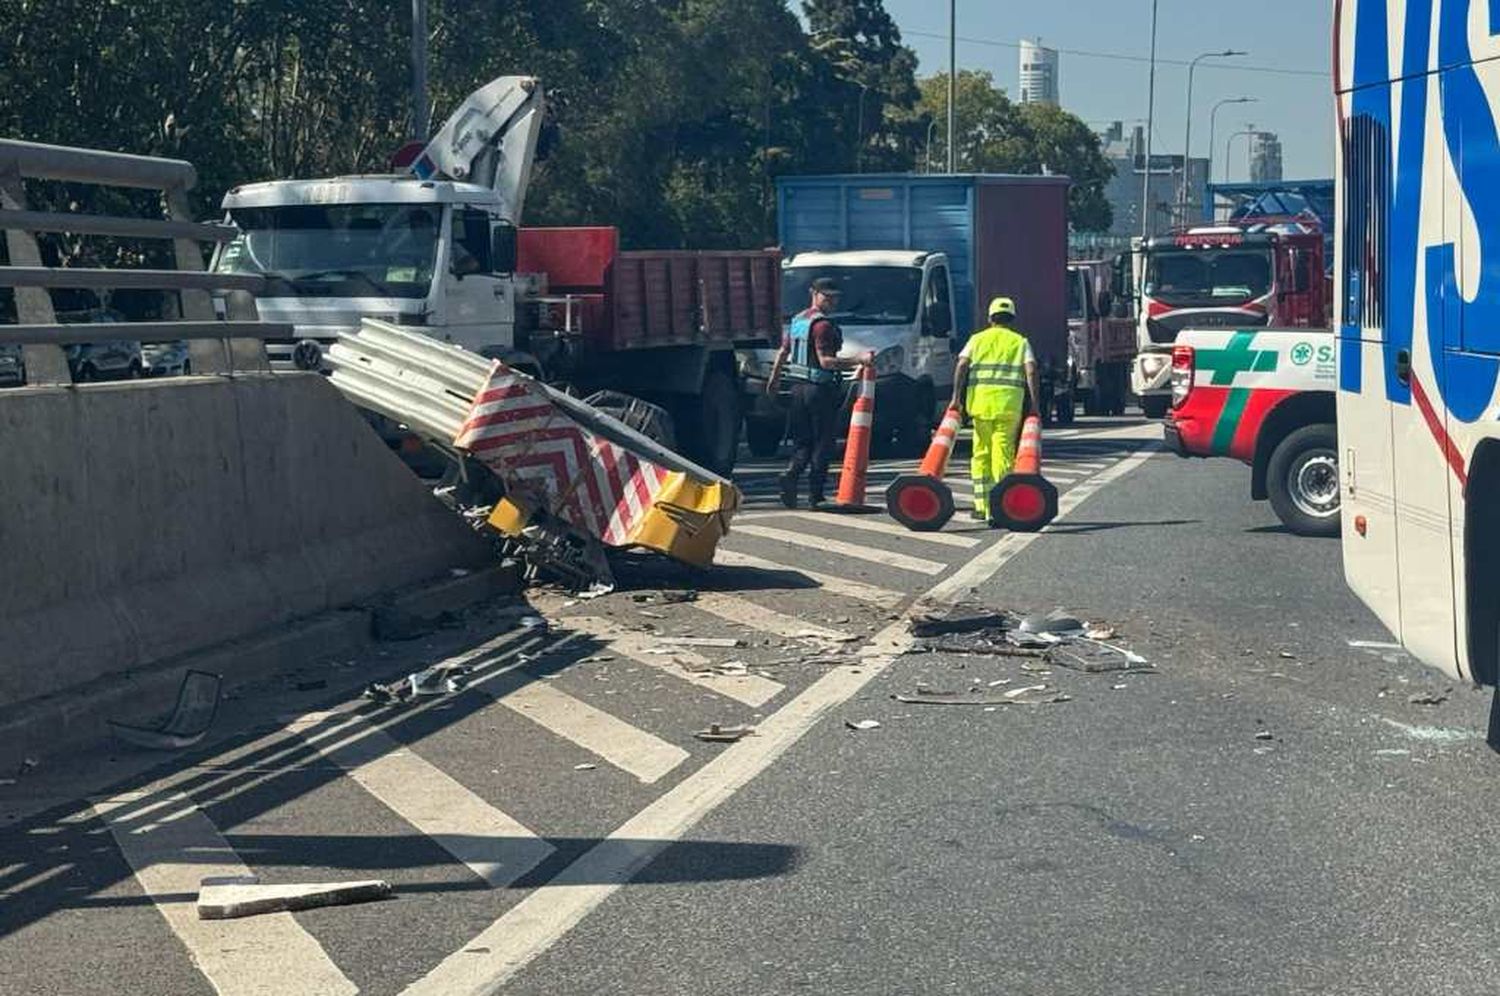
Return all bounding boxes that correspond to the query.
[916,70,1115,232]
[802,0,921,172]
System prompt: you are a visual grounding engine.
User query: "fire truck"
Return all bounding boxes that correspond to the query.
[1132,224,1328,418]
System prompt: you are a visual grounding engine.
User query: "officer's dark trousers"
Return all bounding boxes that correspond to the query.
[783,380,842,500]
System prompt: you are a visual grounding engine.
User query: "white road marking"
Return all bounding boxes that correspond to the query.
[693,591,856,643]
[733,523,947,575]
[564,616,784,707]
[488,681,688,784]
[401,440,1160,996]
[710,549,905,609]
[764,510,980,548]
[287,713,554,889]
[94,791,356,996]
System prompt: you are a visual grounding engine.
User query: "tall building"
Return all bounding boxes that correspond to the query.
[1249,131,1284,182]
[1094,121,1210,239]
[1018,39,1059,107]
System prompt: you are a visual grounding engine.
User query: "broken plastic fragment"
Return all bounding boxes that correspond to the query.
[845,719,882,731]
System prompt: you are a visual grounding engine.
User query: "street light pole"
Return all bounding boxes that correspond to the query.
[925,119,939,173]
[1226,128,1257,183]
[947,0,957,173]
[411,0,429,141]
[1206,97,1256,219]
[1181,50,1247,219]
[1141,0,1160,239]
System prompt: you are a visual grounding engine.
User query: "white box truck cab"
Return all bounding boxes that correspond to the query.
[741,250,956,458]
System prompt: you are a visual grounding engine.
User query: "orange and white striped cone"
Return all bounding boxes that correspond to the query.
[988,415,1058,532]
[827,365,878,514]
[885,404,961,532]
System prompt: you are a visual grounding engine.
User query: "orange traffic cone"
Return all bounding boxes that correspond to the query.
[885,404,961,531]
[828,365,878,513]
[988,415,1058,531]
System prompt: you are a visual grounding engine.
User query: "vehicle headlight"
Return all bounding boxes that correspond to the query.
[874,346,905,377]
[1140,353,1169,376]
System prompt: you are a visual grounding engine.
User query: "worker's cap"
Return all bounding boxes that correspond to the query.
[810,277,841,294]
[988,296,1017,318]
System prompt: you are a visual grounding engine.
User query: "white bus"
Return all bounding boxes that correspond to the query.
[1336,0,1500,685]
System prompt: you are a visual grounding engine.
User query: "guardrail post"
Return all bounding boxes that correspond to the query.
[164,186,268,376]
[0,166,70,384]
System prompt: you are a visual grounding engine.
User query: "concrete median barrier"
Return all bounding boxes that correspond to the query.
[0,372,492,743]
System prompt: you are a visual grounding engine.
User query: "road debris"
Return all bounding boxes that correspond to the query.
[909,609,1010,637]
[713,661,750,677]
[364,665,468,705]
[658,636,744,649]
[633,589,699,604]
[197,875,390,920]
[695,724,755,742]
[1278,651,1298,660]
[573,763,597,771]
[1005,684,1049,699]
[1254,730,1275,741]
[845,719,882,731]
[1408,689,1451,706]
[893,686,1063,706]
[1085,625,1117,640]
[108,670,221,751]
[519,615,549,631]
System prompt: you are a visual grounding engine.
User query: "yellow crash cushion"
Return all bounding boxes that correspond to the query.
[625,474,741,567]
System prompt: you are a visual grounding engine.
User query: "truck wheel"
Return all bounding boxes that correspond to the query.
[1267,424,1341,537]
[891,383,936,458]
[745,415,784,459]
[683,370,740,477]
[1140,396,1169,419]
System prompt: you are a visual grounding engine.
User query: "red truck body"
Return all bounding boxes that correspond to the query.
[517,227,781,352]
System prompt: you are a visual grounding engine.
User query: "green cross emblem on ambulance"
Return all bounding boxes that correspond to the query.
[1197,331,1279,386]
[1290,342,1314,366]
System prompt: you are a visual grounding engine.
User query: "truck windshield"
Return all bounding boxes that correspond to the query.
[216,204,440,299]
[1066,271,1087,319]
[1144,249,1272,306]
[782,266,922,325]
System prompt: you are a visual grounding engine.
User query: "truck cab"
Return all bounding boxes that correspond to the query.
[1132,227,1326,418]
[214,177,521,372]
[741,250,956,458]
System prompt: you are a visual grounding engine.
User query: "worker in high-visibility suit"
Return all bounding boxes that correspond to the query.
[949,297,1042,522]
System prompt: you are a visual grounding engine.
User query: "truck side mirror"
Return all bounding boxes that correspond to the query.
[492,223,518,275]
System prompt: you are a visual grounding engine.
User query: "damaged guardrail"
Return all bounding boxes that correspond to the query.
[328,320,741,584]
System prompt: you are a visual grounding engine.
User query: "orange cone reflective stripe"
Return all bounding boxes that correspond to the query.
[1013,415,1043,474]
[917,404,963,479]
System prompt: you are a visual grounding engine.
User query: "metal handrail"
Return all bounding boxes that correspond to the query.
[0,138,196,190]
[0,267,263,292]
[0,321,290,346]
[0,209,237,242]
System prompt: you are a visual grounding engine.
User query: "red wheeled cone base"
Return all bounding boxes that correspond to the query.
[885,474,955,532]
[987,474,1058,532]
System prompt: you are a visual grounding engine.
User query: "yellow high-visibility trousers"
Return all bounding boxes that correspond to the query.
[970,412,1022,518]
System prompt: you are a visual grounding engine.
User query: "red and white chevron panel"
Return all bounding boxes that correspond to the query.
[453,363,672,546]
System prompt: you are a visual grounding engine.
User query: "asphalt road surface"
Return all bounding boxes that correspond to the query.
[4,415,1497,996]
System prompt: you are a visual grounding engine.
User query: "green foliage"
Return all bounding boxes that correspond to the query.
[917,69,1115,232]
[0,0,922,249]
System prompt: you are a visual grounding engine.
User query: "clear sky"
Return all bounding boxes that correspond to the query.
[881,0,1336,180]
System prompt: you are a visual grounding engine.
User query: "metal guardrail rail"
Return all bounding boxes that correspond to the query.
[0,138,273,385]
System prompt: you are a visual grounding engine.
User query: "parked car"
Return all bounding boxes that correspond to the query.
[57,306,144,382]
[0,345,24,388]
[142,340,190,376]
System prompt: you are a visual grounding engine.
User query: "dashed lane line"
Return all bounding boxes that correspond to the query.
[400,441,1161,996]
[287,713,555,889]
[94,791,357,996]
[709,549,905,610]
[487,681,689,785]
[732,523,948,576]
[750,509,981,548]
[564,617,784,708]
[692,591,857,644]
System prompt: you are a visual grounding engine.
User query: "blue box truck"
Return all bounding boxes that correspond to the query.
[741,173,1073,459]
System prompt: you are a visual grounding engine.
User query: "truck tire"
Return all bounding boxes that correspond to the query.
[679,370,740,477]
[1266,423,1340,537]
[1140,396,1169,419]
[891,382,936,458]
[745,415,784,459]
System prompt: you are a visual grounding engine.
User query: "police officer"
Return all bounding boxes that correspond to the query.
[766,276,872,509]
[949,296,1042,522]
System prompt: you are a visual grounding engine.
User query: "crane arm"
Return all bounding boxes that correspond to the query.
[410,75,546,219]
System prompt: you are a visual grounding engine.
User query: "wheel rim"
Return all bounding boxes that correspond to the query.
[1289,450,1340,518]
